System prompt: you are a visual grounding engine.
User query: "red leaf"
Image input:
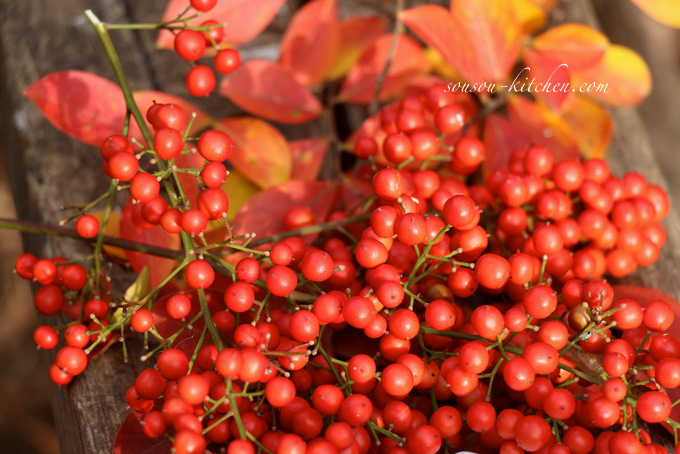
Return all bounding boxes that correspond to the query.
[119,199,182,289]
[531,24,608,69]
[521,48,571,111]
[215,117,291,188]
[113,412,172,454]
[327,16,389,80]
[232,180,337,244]
[482,113,532,178]
[131,91,213,145]
[157,0,286,48]
[402,1,521,87]
[24,70,125,146]
[289,137,329,181]
[338,34,430,104]
[278,0,340,86]
[340,176,374,215]
[507,95,579,161]
[219,60,323,124]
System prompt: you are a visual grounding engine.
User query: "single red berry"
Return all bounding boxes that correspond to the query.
[174,29,206,62]
[214,48,241,74]
[34,325,59,349]
[185,260,215,289]
[153,128,184,160]
[186,65,216,97]
[191,0,217,12]
[56,346,88,376]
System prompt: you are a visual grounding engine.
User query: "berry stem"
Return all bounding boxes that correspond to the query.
[197,288,224,350]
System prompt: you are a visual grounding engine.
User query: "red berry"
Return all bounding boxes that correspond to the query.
[214,48,241,74]
[174,29,206,62]
[186,65,216,97]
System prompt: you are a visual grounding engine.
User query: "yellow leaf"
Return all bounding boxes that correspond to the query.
[630,0,680,28]
[124,266,151,302]
[511,0,547,34]
[571,44,651,107]
[223,169,260,221]
[560,95,613,158]
[424,48,464,82]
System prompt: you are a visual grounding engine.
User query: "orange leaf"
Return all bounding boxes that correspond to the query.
[532,24,608,69]
[90,210,125,261]
[215,117,291,188]
[131,91,213,143]
[507,95,579,161]
[156,0,286,48]
[560,95,612,158]
[629,0,680,28]
[327,16,389,80]
[402,1,521,87]
[570,44,651,107]
[278,0,340,86]
[511,0,547,34]
[338,34,429,104]
[219,60,323,124]
[232,180,337,244]
[482,113,532,178]
[119,199,182,289]
[24,70,125,147]
[289,137,329,181]
[522,48,572,111]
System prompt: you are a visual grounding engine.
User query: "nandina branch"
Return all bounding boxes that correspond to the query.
[249,213,370,247]
[0,217,183,260]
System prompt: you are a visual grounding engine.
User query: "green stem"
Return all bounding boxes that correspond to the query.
[197,288,224,350]
[93,179,118,293]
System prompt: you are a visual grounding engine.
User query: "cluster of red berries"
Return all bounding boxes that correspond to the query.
[172,0,241,97]
[17,74,680,452]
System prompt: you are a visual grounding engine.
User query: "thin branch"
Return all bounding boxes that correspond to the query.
[369,0,405,115]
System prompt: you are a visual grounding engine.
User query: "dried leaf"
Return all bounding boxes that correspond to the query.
[338,34,429,104]
[119,199,182,289]
[215,116,291,188]
[24,70,125,146]
[113,413,172,454]
[232,180,337,244]
[157,0,286,48]
[278,0,340,86]
[326,16,388,80]
[560,94,612,158]
[507,95,580,161]
[289,137,329,181]
[571,44,651,107]
[532,24,608,69]
[219,60,323,124]
[482,113,532,178]
[629,0,680,28]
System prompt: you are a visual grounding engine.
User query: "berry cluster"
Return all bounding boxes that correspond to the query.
[16,86,680,453]
[172,0,241,97]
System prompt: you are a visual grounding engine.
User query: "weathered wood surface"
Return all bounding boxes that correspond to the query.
[0,0,679,452]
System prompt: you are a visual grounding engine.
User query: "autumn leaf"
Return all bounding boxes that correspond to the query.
[560,94,612,158]
[156,0,286,48]
[278,0,340,86]
[482,113,532,178]
[326,16,388,80]
[570,44,651,107]
[223,169,260,221]
[402,0,521,88]
[219,60,323,124]
[232,180,337,244]
[24,70,126,146]
[511,0,547,34]
[119,199,182,289]
[507,95,580,161]
[522,48,572,111]
[629,0,680,28]
[289,137,329,181]
[424,48,464,82]
[215,117,291,188]
[531,23,608,69]
[338,34,429,104]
